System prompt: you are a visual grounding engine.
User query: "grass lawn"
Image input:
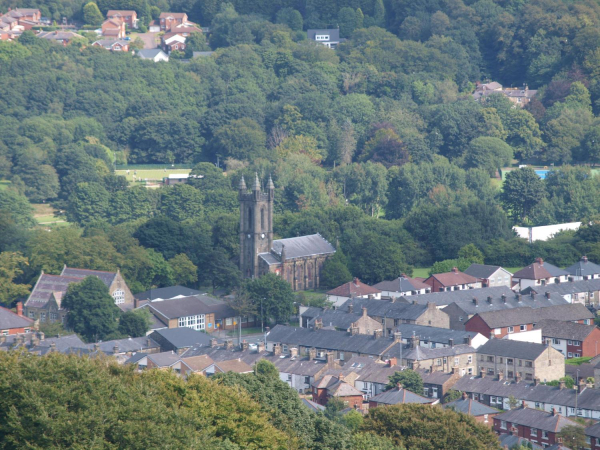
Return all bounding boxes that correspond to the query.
[116,168,191,183]
[0,180,10,190]
[412,268,430,278]
[32,203,68,226]
[505,267,523,274]
[566,356,593,366]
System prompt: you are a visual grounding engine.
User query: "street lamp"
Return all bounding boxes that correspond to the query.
[261,297,265,334]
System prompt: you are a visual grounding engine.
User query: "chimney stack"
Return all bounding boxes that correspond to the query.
[362,307,367,317]
[582,256,589,263]
[226,339,233,350]
[515,372,521,383]
[480,368,485,378]
[393,332,402,343]
[374,329,383,339]
[308,347,316,360]
[348,304,353,314]
[498,371,504,381]
[93,343,100,352]
[314,318,323,330]
[516,294,522,303]
[113,344,119,354]
[290,347,298,358]
[210,338,218,348]
[326,352,334,366]
[536,257,543,266]
[545,292,551,299]
[452,267,459,273]
[473,297,478,306]
[552,407,557,416]
[462,391,468,400]
[559,379,565,390]
[50,342,56,352]
[353,277,359,285]
[241,340,249,351]
[146,338,152,347]
[16,302,23,317]
[257,342,265,353]
[37,331,45,341]
[410,334,420,349]
[487,296,493,304]
[338,373,345,382]
[448,338,454,348]
[273,343,282,355]
[533,377,539,386]
[388,357,397,367]
[501,294,507,303]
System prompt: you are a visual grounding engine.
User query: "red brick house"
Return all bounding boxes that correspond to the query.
[92,39,130,51]
[101,18,126,39]
[0,302,35,335]
[326,277,381,306]
[535,319,600,358]
[464,303,595,339]
[586,422,600,450]
[106,10,138,29]
[159,12,187,31]
[312,374,364,409]
[423,267,481,292]
[493,405,580,447]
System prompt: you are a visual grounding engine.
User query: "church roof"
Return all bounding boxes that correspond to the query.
[272,234,335,260]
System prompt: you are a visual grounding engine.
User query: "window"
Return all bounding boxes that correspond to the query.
[525,373,533,381]
[50,312,58,321]
[494,328,501,335]
[315,34,330,41]
[568,340,572,345]
[436,358,442,366]
[520,325,527,331]
[573,340,581,346]
[468,367,473,374]
[499,357,503,363]
[531,428,537,437]
[568,352,573,358]
[542,431,548,439]
[226,318,233,326]
[431,387,438,398]
[1,330,7,336]
[525,361,533,368]
[507,359,514,365]
[487,368,494,375]
[507,371,514,378]
[468,355,472,364]
[507,326,514,333]
[487,356,494,362]
[473,393,478,400]
[340,352,344,361]
[535,402,541,409]
[574,353,581,357]
[28,311,35,318]
[553,338,560,345]
[454,357,459,366]
[112,289,125,304]
[178,314,205,331]
[40,312,46,323]
[423,387,429,396]
[394,319,399,326]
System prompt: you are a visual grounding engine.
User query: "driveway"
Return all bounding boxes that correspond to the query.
[135,32,160,49]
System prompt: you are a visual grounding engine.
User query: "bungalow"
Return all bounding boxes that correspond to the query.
[307,28,342,49]
[512,258,570,290]
[137,48,169,62]
[373,275,431,298]
[464,264,513,288]
[464,303,595,339]
[493,406,579,447]
[423,267,481,292]
[534,319,600,358]
[565,256,600,280]
[369,384,438,408]
[442,392,499,426]
[476,339,565,382]
[326,277,381,307]
[0,303,34,335]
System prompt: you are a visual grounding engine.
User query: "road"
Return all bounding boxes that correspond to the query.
[135,32,160,49]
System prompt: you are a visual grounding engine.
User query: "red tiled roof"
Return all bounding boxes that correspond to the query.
[425,268,477,287]
[326,278,381,297]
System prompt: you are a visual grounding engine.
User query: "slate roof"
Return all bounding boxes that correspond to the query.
[565,257,600,277]
[307,28,340,42]
[0,306,34,330]
[307,310,366,330]
[403,344,475,361]
[373,276,430,293]
[150,327,214,349]
[267,325,395,356]
[396,324,477,346]
[534,319,597,341]
[181,354,214,372]
[146,295,236,320]
[137,48,168,59]
[62,267,118,285]
[417,368,457,386]
[342,356,402,384]
[586,422,600,439]
[470,304,594,328]
[340,298,431,321]
[215,359,253,373]
[327,377,364,397]
[494,407,577,432]
[514,259,569,280]
[443,395,499,416]
[327,278,380,297]
[565,362,595,380]
[93,39,129,48]
[134,286,202,301]
[25,273,84,308]
[524,279,600,297]
[159,12,187,19]
[271,356,331,376]
[405,286,514,307]
[498,434,544,450]
[477,339,550,360]
[449,292,569,317]
[370,386,433,405]
[464,264,510,279]
[147,351,182,367]
[91,336,159,354]
[302,398,326,412]
[271,234,335,260]
[38,31,83,40]
[425,269,478,287]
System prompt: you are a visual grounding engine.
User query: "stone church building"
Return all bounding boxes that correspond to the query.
[239,174,336,291]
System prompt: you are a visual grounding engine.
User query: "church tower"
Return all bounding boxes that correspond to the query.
[239,174,274,279]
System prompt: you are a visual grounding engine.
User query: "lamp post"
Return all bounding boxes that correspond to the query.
[261,297,264,334]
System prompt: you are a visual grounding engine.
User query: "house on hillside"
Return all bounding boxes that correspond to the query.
[326,277,381,306]
[512,258,570,290]
[565,256,600,281]
[473,81,538,107]
[369,384,438,408]
[101,18,126,38]
[302,305,383,335]
[37,31,83,46]
[443,392,499,426]
[312,373,364,408]
[464,264,513,288]
[423,267,481,292]
[534,319,600,358]
[0,303,35,335]
[106,10,138,29]
[307,28,343,49]
[24,266,134,323]
[373,275,431,297]
[401,335,477,375]
[92,39,130,51]
[476,339,565,382]
[395,323,487,349]
[159,12,189,31]
[137,48,169,62]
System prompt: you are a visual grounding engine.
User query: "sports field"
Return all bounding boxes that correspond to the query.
[115,168,192,183]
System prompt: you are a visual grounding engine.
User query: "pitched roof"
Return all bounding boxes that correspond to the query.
[494,407,578,433]
[147,351,182,367]
[370,386,433,405]
[464,264,510,279]
[106,10,136,15]
[403,344,475,361]
[340,298,431,321]
[373,276,430,293]
[215,359,253,373]
[586,422,600,439]
[91,336,159,354]
[534,319,597,341]
[267,325,395,356]
[406,286,515,307]
[137,48,168,59]
[146,295,236,320]
[302,398,326,412]
[417,368,457,386]
[327,278,381,297]
[315,375,363,397]
[305,308,381,331]
[150,327,214,349]
[0,306,34,330]
[498,434,544,450]
[92,39,129,48]
[61,267,118,286]
[181,354,214,372]
[443,395,499,416]
[134,285,203,301]
[514,259,569,280]
[306,29,340,42]
[477,339,550,360]
[524,278,600,297]
[396,324,477,346]
[425,269,478,287]
[565,256,600,277]
[159,12,187,19]
[469,304,594,328]
[270,234,335,261]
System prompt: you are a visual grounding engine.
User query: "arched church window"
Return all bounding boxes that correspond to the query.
[248,208,253,229]
[261,208,265,231]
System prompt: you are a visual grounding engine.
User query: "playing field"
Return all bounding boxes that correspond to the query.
[115,168,192,183]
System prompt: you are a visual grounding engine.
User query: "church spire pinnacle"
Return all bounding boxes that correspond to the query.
[239,175,247,190]
[253,172,261,191]
[267,174,274,189]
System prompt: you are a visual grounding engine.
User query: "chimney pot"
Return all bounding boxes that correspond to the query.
[362,307,367,317]
[348,304,353,314]
[452,267,459,273]
[16,302,23,317]
[448,338,454,347]
[559,380,565,390]
[487,296,492,303]
[582,256,588,263]
[535,257,543,265]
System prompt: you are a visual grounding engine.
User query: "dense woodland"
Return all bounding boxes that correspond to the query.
[3,0,600,302]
